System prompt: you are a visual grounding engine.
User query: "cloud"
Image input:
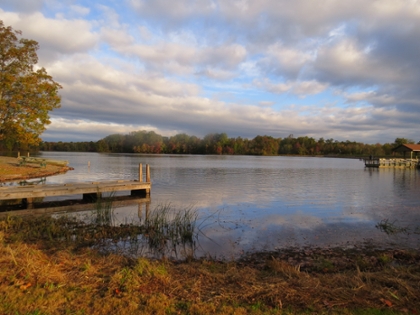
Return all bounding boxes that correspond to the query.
[258,101,274,107]
[1,0,420,144]
[258,43,314,79]
[253,79,327,97]
[0,9,98,63]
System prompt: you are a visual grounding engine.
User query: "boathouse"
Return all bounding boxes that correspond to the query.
[392,143,420,160]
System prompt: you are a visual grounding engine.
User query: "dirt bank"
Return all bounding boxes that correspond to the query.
[0,156,72,182]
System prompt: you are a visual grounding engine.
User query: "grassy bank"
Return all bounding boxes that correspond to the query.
[0,214,419,314]
[0,156,72,182]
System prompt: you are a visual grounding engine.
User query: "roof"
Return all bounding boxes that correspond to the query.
[392,144,420,152]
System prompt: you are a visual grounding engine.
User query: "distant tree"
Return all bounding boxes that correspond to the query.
[0,21,61,150]
[393,138,415,146]
[102,133,125,152]
[250,135,279,155]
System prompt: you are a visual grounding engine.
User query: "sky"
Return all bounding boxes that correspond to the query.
[1,0,419,144]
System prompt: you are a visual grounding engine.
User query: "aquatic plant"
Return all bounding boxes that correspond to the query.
[92,192,115,226]
[142,203,199,258]
[376,219,409,235]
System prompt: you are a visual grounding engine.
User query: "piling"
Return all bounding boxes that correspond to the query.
[139,163,143,182]
[146,164,150,182]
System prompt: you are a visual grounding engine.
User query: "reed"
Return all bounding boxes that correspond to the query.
[376,219,410,235]
[0,201,201,259]
[92,192,115,226]
[142,204,199,258]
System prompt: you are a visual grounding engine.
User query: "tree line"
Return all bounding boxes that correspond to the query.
[37,130,418,157]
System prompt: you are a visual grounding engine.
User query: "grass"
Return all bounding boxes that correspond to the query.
[0,156,71,182]
[92,192,115,226]
[143,203,198,258]
[0,211,419,314]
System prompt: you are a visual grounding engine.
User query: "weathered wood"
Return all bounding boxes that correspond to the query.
[0,197,151,217]
[139,163,143,182]
[146,164,150,182]
[0,180,151,204]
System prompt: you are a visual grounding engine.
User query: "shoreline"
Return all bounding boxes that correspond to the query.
[0,214,419,314]
[0,156,72,182]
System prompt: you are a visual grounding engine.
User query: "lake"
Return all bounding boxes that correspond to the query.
[29,152,420,258]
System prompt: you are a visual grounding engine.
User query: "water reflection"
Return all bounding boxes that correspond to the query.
[15,152,419,258]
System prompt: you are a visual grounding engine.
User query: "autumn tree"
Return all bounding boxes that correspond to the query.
[0,21,61,150]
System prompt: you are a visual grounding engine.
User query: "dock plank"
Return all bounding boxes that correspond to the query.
[0,180,151,201]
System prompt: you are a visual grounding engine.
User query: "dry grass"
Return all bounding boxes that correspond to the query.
[0,156,71,182]
[0,216,419,314]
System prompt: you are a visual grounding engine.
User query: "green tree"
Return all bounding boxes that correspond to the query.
[393,138,415,146]
[0,21,61,150]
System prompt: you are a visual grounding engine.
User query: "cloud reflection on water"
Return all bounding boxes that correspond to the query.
[36,152,420,257]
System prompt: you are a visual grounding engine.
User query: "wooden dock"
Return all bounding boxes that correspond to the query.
[0,164,151,205]
[364,158,420,169]
[0,196,151,217]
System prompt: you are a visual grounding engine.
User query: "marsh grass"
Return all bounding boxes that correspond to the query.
[143,204,198,258]
[376,219,410,235]
[0,201,201,259]
[92,192,115,226]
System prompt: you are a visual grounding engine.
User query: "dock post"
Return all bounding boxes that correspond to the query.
[146,164,150,182]
[139,163,143,182]
[146,202,150,220]
[22,198,34,209]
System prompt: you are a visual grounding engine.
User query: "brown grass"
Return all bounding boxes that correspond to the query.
[0,156,72,182]
[0,215,419,314]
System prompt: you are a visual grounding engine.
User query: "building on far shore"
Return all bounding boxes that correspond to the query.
[392,144,420,160]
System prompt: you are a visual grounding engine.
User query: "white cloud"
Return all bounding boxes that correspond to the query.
[292,80,328,96]
[253,79,327,97]
[0,10,98,62]
[2,0,420,144]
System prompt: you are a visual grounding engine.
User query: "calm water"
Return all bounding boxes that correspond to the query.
[31,152,420,257]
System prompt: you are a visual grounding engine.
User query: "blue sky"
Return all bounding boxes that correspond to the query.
[1,0,419,143]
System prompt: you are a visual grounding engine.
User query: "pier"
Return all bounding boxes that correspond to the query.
[0,164,151,206]
[363,158,420,169]
[363,144,420,169]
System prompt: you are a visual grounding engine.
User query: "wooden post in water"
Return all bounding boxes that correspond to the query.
[146,164,150,182]
[138,163,143,182]
[145,202,150,220]
[138,203,142,219]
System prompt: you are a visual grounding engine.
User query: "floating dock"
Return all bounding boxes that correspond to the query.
[363,158,420,169]
[0,164,151,206]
